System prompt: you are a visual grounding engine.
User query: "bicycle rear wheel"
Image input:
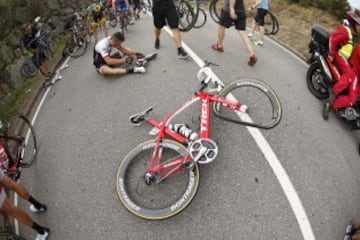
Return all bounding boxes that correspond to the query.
[192,7,207,29]
[209,0,222,24]
[177,0,195,32]
[116,139,200,220]
[5,114,37,168]
[0,232,26,240]
[212,78,282,129]
[63,30,88,58]
[20,58,37,78]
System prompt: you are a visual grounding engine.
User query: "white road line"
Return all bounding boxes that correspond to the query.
[14,57,71,235]
[162,26,315,240]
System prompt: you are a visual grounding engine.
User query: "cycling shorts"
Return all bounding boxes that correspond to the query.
[152,4,178,29]
[117,2,130,12]
[219,10,246,30]
[91,14,107,27]
[254,8,268,26]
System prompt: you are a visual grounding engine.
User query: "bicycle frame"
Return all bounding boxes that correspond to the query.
[0,135,23,177]
[145,90,245,180]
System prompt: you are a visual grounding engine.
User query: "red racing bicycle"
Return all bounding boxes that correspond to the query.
[116,61,282,220]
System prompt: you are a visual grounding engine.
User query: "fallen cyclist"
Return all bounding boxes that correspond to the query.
[93,31,147,76]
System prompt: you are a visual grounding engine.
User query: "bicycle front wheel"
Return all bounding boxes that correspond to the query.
[5,114,37,168]
[212,78,282,129]
[116,139,200,220]
[0,232,26,240]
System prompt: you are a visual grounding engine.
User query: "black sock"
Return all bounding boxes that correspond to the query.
[32,222,45,234]
[177,47,182,53]
[28,196,43,209]
[127,68,134,74]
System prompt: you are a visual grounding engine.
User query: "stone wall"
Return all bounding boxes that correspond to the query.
[0,0,91,119]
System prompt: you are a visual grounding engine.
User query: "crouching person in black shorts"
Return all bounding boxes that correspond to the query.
[152,0,189,59]
[0,168,49,240]
[93,32,146,76]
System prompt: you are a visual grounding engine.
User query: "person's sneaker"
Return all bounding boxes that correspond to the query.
[344,235,352,240]
[211,43,224,52]
[128,20,135,25]
[134,66,146,73]
[30,204,47,213]
[254,40,264,47]
[36,228,49,240]
[248,33,253,38]
[155,38,160,49]
[346,224,355,235]
[177,47,189,59]
[322,100,331,120]
[247,54,257,66]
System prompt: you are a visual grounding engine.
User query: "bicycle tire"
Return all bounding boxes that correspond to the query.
[176,0,195,32]
[270,12,279,35]
[20,59,37,78]
[209,0,222,24]
[116,139,200,220]
[5,114,37,168]
[193,7,207,29]
[63,30,88,58]
[0,232,26,240]
[212,78,282,129]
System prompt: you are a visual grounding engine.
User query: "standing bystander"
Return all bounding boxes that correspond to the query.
[152,0,189,59]
[248,0,269,47]
[211,0,257,66]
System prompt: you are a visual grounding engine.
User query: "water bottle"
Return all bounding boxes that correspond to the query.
[169,123,198,141]
[0,143,9,171]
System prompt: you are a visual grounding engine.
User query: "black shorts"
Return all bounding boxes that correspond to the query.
[93,49,107,70]
[219,10,246,30]
[254,8,268,26]
[152,3,178,29]
[32,50,47,68]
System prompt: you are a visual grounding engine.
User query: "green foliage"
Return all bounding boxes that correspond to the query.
[285,0,351,20]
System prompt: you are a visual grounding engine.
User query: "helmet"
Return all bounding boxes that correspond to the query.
[93,4,101,13]
[345,11,360,32]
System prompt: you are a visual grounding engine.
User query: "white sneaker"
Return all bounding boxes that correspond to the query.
[248,33,253,38]
[254,40,264,47]
[134,66,146,73]
[36,229,49,240]
[29,204,47,213]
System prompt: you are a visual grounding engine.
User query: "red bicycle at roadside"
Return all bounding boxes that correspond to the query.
[0,114,37,181]
[116,61,282,220]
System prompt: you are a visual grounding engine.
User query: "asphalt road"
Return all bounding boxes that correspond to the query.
[17,12,360,240]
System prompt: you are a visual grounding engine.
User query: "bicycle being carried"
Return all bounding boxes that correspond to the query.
[0,114,37,239]
[116,61,282,220]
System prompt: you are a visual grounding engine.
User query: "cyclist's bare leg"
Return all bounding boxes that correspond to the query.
[99,65,127,75]
[101,21,108,36]
[215,25,226,48]
[171,28,182,48]
[0,198,48,236]
[1,175,29,200]
[250,19,256,35]
[238,30,255,56]
[258,25,265,42]
[0,198,33,226]
[92,23,99,42]
[1,174,46,211]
